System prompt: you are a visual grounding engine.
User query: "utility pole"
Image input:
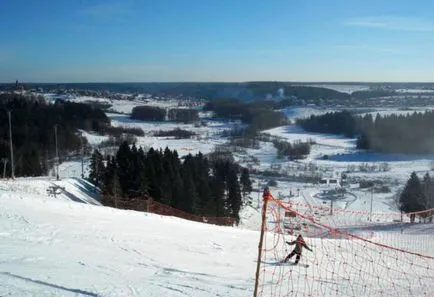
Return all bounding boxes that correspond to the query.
[330,198,334,216]
[257,181,261,208]
[55,125,59,181]
[8,111,14,179]
[80,136,84,178]
[369,187,373,222]
[1,158,8,178]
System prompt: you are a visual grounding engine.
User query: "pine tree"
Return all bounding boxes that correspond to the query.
[181,155,199,213]
[399,172,425,218]
[240,168,253,202]
[211,161,229,217]
[116,141,132,196]
[111,170,122,208]
[421,173,434,222]
[227,166,242,225]
[89,149,104,188]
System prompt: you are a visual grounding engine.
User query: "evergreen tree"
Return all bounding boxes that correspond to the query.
[116,141,132,196]
[240,168,253,201]
[421,173,434,222]
[89,149,104,188]
[227,167,242,225]
[181,155,199,213]
[194,153,212,215]
[211,160,230,216]
[399,172,425,217]
[96,143,246,221]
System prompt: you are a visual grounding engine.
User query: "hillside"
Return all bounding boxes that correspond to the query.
[0,178,433,296]
[0,179,258,296]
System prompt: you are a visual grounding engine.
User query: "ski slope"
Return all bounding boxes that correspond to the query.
[0,178,433,296]
[0,184,258,297]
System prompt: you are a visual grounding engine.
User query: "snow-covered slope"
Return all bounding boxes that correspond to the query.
[0,186,258,297]
[0,178,100,206]
[1,180,433,296]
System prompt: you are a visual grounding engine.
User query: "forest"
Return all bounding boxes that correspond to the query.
[203,99,287,132]
[0,93,110,177]
[131,106,199,123]
[297,110,434,154]
[89,143,253,223]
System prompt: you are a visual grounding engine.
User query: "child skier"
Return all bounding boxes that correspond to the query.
[283,234,312,264]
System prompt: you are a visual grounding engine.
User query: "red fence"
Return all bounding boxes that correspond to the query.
[115,197,235,226]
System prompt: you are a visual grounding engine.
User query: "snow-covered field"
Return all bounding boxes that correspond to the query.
[107,113,237,157]
[1,96,434,296]
[296,84,371,94]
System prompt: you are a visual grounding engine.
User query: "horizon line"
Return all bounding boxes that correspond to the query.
[1,81,434,85]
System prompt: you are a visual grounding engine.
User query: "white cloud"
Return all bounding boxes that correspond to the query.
[344,16,434,32]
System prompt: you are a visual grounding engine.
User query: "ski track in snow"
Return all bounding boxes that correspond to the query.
[0,184,260,296]
[1,104,434,295]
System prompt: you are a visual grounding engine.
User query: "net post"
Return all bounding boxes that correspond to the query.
[253,187,271,297]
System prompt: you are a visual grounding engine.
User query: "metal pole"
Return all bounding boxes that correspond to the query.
[330,199,333,216]
[253,190,269,297]
[257,182,260,208]
[8,111,14,179]
[369,187,373,222]
[2,159,7,178]
[55,125,59,180]
[80,136,84,178]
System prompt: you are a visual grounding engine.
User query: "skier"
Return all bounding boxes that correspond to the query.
[283,234,312,264]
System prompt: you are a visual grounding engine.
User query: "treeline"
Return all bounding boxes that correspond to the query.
[0,93,109,177]
[168,108,199,123]
[89,143,253,223]
[297,111,357,137]
[245,82,350,101]
[203,99,287,131]
[399,172,434,222]
[154,128,197,139]
[351,90,395,100]
[356,112,434,154]
[297,110,434,154]
[131,106,199,123]
[273,140,311,160]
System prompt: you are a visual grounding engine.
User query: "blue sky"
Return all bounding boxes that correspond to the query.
[1,0,434,82]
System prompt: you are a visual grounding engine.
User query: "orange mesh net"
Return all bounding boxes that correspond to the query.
[255,191,434,297]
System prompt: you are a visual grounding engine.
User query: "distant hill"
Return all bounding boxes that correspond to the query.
[0,82,351,102]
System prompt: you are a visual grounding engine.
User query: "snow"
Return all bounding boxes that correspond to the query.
[106,113,237,157]
[0,177,432,296]
[0,182,258,296]
[296,84,371,94]
[2,97,434,295]
[0,178,100,206]
[79,131,110,147]
[357,107,434,118]
[282,106,338,122]
[396,88,434,94]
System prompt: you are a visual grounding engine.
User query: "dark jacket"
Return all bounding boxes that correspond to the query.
[286,237,311,254]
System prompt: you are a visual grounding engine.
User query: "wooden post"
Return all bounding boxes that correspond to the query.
[253,189,270,297]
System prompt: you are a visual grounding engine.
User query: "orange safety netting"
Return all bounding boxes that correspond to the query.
[255,191,434,297]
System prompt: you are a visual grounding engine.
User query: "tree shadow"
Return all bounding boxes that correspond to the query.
[1,272,100,296]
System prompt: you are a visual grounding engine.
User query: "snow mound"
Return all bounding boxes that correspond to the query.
[0,178,101,206]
